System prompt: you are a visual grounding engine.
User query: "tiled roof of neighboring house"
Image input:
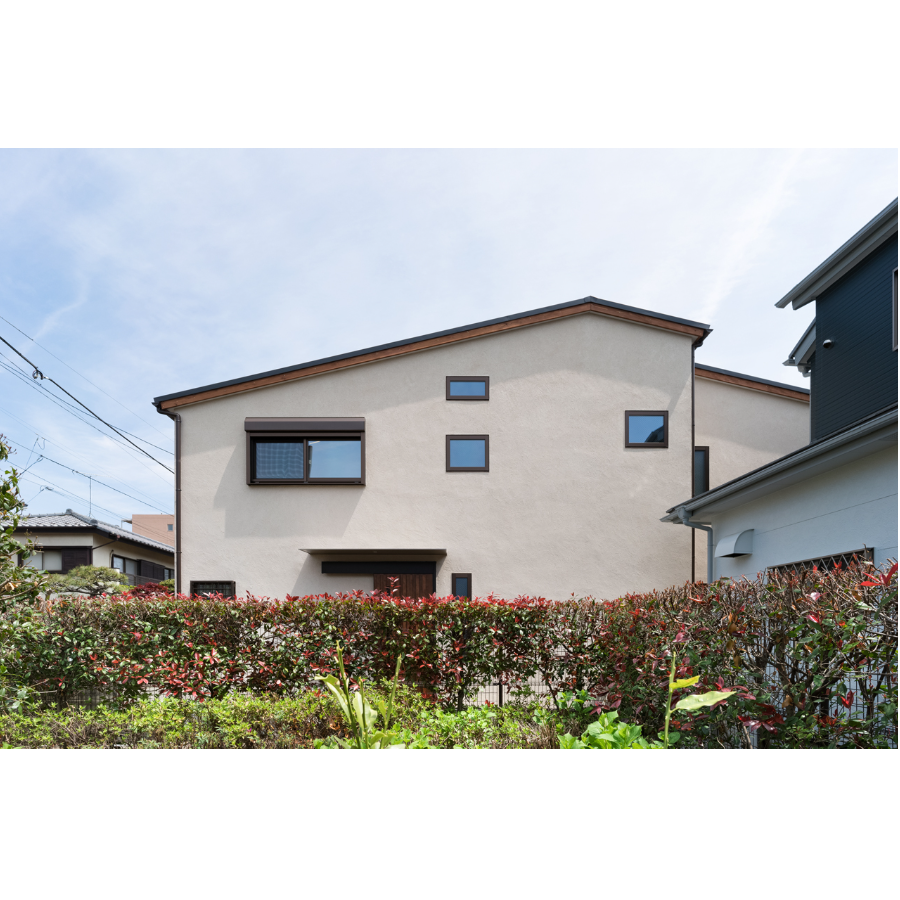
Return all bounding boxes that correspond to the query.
[153,296,713,410]
[695,363,810,400]
[17,510,175,555]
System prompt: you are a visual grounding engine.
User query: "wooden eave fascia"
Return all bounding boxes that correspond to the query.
[695,367,811,402]
[158,301,709,409]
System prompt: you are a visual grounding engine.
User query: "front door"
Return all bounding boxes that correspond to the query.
[373,573,435,598]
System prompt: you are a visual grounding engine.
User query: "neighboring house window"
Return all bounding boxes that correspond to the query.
[22,550,63,573]
[190,580,236,597]
[451,573,472,598]
[167,523,174,531]
[446,435,489,471]
[446,376,490,400]
[893,267,898,352]
[693,446,709,495]
[245,418,365,485]
[768,548,873,577]
[625,411,669,448]
[112,555,172,585]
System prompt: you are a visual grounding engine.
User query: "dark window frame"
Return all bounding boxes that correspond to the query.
[693,445,710,496]
[446,376,490,400]
[625,410,669,448]
[451,573,472,598]
[190,580,236,598]
[446,434,490,472]
[112,554,174,584]
[18,545,88,574]
[246,431,366,485]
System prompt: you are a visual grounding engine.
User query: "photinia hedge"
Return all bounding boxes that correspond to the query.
[1,560,896,747]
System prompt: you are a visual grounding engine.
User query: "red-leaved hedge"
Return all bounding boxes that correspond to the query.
[1,560,896,747]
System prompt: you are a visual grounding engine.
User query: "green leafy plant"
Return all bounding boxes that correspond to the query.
[314,642,408,749]
[45,565,129,597]
[559,710,660,749]
[662,654,735,748]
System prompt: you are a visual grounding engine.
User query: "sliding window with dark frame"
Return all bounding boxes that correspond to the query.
[446,376,490,400]
[446,435,489,471]
[625,410,669,448]
[245,418,365,485]
[451,573,472,598]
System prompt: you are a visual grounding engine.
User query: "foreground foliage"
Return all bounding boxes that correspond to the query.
[0,688,555,749]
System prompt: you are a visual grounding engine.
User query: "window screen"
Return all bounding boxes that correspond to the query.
[255,440,305,479]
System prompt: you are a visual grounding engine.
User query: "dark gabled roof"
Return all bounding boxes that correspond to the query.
[154,296,711,410]
[16,510,175,555]
[695,363,810,397]
[776,198,898,310]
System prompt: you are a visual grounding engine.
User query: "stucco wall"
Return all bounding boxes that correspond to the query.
[707,445,898,580]
[177,312,699,600]
[693,376,810,581]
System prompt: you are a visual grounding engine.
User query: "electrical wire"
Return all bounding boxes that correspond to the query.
[20,472,127,522]
[0,363,174,490]
[3,436,172,513]
[0,332,174,473]
[0,402,172,501]
[0,311,172,440]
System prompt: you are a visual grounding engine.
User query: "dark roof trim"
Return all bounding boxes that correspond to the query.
[663,402,898,518]
[154,296,711,409]
[695,363,810,397]
[15,525,175,556]
[776,198,898,310]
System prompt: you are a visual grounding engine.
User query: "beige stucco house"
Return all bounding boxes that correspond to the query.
[153,297,810,600]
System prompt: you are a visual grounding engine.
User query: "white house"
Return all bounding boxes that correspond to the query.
[153,296,810,599]
[663,200,898,577]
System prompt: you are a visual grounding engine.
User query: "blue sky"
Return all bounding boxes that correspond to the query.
[0,148,896,523]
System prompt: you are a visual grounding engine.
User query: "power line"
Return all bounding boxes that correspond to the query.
[20,472,127,523]
[0,401,172,500]
[0,332,174,474]
[0,353,171,457]
[0,355,176,483]
[3,436,172,514]
[0,311,171,440]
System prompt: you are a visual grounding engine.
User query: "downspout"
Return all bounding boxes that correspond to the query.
[678,507,714,584]
[156,405,182,595]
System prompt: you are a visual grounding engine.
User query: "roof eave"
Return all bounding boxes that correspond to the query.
[154,296,712,410]
[776,199,898,310]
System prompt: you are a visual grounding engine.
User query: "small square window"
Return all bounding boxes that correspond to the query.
[167,523,174,531]
[446,376,489,400]
[451,573,472,598]
[625,411,668,448]
[446,435,489,471]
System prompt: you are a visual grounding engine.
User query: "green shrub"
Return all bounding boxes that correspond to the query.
[1,560,895,747]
